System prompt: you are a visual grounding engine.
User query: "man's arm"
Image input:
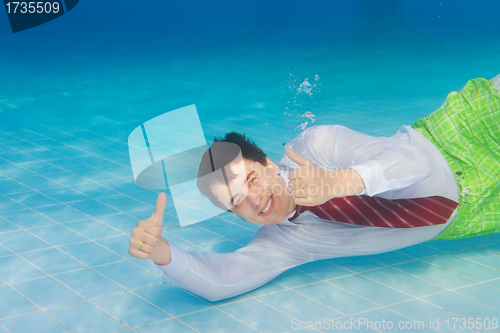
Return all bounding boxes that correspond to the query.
[128,194,309,301]
[283,125,434,199]
[285,145,365,206]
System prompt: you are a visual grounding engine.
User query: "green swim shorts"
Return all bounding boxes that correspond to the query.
[412,77,500,240]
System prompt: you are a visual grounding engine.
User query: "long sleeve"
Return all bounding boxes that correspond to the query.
[157,225,312,301]
[282,125,457,200]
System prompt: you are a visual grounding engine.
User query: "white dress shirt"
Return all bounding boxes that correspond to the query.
[157,125,460,301]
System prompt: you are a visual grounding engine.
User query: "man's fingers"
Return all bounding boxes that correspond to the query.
[290,189,307,198]
[285,146,311,167]
[152,193,167,226]
[293,197,315,206]
[132,228,159,244]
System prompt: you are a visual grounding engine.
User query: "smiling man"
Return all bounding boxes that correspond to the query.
[128,76,500,301]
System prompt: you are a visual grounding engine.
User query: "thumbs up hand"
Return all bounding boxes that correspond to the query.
[129,193,171,265]
[285,146,365,206]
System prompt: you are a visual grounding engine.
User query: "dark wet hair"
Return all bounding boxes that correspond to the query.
[197,132,267,209]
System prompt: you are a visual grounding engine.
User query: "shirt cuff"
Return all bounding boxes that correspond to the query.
[350,161,386,196]
[155,242,188,278]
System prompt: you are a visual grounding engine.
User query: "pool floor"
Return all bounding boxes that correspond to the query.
[1,26,500,333]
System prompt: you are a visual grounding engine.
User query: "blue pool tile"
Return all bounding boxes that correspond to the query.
[295,260,352,280]
[482,242,500,255]
[328,256,385,272]
[94,261,164,290]
[423,253,500,281]
[397,243,444,259]
[487,278,500,289]
[98,194,151,212]
[54,268,125,299]
[219,298,294,333]
[69,183,119,198]
[458,235,500,247]
[39,187,90,203]
[95,235,130,258]
[423,291,500,321]
[66,199,120,217]
[129,191,166,206]
[0,311,70,333]
[180,308,258,333]
[329,275,412,306]
[20,161,64,174]
[136,319,196,333]
[28,224,87,246]
[165,225,226,245]
[28,149,66,161]
[0,164,36,179]
[0,179,30,195]
[388,299,470,333]
[135,284,211,317]
[0,217,18,233]
[0,245,12,257]
[424,239,473,253]
[63,219,121,239]
[1,209,55,228]
[71,167,117,182]
[96,213,140,233]
[1,152,39,164]
[351,308,433,333]
[231,235,254,247]
[48,301,128,333]
[59,241,123,266]
[0,286,39,320]
[258,290,343,322]
[456,283,500,309]
[393,260,476,289]
[293,282,379,316]
[0,196,25,213]
[15,174,61,190]
[34,204,89,223]
[0,230,51,253]
[273,268,321,288]
[20,248,86,275]
[50,159,89,172]
[361,267,445,297]
[44,172,89,186]
[246,281,286,297]
[98,178,143,194]
[92,292,170,328]
[11,277,83,310]
[364,251,414,266]
[7,191,59,208]
[0,255,45,283]
[453,248,500,269]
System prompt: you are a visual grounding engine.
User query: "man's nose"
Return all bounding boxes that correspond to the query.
[245,187,262,208]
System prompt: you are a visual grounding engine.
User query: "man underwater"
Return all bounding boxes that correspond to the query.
[129,76,500,301]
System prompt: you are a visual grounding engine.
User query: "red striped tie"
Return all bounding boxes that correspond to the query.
[289,195,458,228]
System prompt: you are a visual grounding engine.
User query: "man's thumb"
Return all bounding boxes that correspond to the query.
[153,193,167,226]
[285,145,310,167]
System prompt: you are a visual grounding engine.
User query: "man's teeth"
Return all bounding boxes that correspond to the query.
[261,198,272,214]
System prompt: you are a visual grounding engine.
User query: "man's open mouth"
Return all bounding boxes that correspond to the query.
[259,195,274,216]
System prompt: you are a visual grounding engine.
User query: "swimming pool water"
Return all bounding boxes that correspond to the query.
[1,1,500,332]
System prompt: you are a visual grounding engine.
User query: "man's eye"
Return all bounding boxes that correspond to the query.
[249,177,257,186]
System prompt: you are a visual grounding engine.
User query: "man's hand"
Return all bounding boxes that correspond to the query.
[285,146,365,206]
[129,193,171,266]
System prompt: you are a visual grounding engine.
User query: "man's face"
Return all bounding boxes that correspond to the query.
[211,158,295,224]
